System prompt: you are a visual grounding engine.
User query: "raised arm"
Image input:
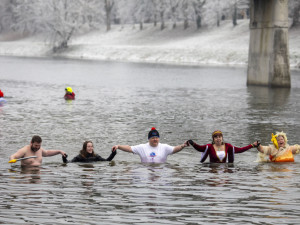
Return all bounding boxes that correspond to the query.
[112,145,132,153]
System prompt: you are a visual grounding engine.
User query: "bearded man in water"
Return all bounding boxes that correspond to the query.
[9,135,67,167]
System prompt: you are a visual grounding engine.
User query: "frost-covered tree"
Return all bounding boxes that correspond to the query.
[137,0,154,30]
[232,0,238,26]
[158,0,168,30]
[104,0,114,31]
[3,0,103,51]
[115,0,134,27]
[0,0,14,32]
[169,0,180,29]
[129,0,148,30]
[44,0,80,51]
[80,0,104,30]
[289,0,300,27]
[181,0,194,30]
[182,0,188,29]
[202,0,221,27]
[151,0,159,27]
[41,0,102,52]
[225,0,249,26]
[9,0,41,34]
[192,0,206,29]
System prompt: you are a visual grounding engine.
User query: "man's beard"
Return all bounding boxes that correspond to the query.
[31,146,40,152]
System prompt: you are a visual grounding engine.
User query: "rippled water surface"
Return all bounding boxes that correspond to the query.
[0,57,300,224]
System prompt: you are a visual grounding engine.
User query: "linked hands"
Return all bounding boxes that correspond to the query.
[112,145,118,152]
[187,140,194,146]
[252,140,261,148]
[62,154,68,163]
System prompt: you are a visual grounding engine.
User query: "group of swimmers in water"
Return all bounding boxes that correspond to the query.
[8,127,300,167]
[4,86,300,166]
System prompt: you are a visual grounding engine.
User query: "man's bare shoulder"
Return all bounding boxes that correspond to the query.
[10,145,30,159]
[20,145,30,150]
[18,145,31,153]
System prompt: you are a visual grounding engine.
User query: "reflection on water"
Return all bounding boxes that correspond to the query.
[0,57,300,224]
[8,166,42,184]
[246,85,300,145]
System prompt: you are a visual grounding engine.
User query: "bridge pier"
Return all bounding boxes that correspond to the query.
[247,0,290,88]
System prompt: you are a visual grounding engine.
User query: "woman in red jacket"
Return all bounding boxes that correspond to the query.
[188,130,259,163]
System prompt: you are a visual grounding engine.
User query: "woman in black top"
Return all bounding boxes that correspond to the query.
[63,140,116,163]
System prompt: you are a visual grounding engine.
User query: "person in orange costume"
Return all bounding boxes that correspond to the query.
[257,131,300,162]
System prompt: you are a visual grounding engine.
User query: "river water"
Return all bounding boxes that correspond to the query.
[0,56,300,224]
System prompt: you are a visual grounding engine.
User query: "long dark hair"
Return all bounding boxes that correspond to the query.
[80,141,95,158]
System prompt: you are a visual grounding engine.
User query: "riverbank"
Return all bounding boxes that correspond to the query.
[0,19,299,68]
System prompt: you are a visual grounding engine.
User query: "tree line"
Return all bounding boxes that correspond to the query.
[0,0,299,52]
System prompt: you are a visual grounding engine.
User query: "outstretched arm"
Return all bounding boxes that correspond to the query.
[257,144,273,155]
[234,141,259,154]
[187,140,207,152]
[112,145,132,153]
[291,144,300,154]
[173,141,189,154]
[43,149,67,157]
[106,150,117,161]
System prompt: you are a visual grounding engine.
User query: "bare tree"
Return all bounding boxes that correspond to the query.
[9,0,40,34]
[134,0,147,30]
[43,0,101,52]
[290,0,300,27]
[192,0,206,29]
[104,0,114,31]
[151,0,159,27]
[181,0,191,29]
[230,0,250,26]
[158,0,168,30]
[232,0,237,26]
[169,0,180,29]
[0,0,14,32]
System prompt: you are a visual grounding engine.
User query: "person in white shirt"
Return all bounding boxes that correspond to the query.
[112,127,188,163]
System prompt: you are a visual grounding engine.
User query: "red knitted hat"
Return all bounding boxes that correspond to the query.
[148,127,160,139]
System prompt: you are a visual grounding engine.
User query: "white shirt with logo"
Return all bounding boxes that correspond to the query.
[131,143,174,163]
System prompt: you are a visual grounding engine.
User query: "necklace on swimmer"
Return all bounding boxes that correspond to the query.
[216,145,222,151]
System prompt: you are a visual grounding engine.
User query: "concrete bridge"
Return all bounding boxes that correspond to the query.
[247,0,290,88]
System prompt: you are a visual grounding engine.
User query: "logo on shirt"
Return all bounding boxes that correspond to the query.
[150,152,156,162]
[150,152,156,157]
